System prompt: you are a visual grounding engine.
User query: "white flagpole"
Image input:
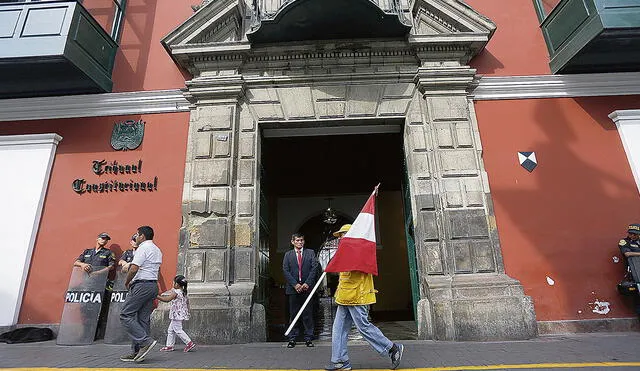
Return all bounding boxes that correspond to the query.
[284,270,326,337]
[284,184,380,338]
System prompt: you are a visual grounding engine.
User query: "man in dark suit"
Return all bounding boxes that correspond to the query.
[283,232,319,348]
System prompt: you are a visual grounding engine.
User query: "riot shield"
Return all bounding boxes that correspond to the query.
[57,267,108,345]
[104,270,130,344]
[628,256,640,283]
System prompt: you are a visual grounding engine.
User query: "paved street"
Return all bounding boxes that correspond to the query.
[1,332,640,370]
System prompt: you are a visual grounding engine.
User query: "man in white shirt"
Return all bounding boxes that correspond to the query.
[119,226,163,363]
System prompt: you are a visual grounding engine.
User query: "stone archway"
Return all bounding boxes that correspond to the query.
[158,0,537,344]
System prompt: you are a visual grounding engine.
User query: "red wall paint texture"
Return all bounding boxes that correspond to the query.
[0,113,189,324]
[475,96,640,321]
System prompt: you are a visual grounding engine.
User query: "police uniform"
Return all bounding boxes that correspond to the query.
[619,237,640,256]
[619,224,640,315]
[120,249,134,264]
[618,223,640,261]
[77,247,116,268]
[75,243,115,340]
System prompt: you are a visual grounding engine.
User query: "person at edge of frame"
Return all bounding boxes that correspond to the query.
[618,223,640,315]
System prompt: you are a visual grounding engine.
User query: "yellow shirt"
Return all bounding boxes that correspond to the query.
[334,271,377,305]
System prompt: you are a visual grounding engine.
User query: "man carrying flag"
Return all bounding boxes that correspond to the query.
[324,186,404,371]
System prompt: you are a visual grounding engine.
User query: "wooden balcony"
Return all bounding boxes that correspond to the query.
[540,0,640,74]
[0,1,119,98]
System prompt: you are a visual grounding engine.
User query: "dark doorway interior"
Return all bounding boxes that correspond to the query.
[260,129,416,342]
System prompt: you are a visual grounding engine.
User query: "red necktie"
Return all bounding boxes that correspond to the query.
[297,250,302,281]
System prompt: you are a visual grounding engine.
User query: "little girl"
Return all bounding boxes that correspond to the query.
[157,275,196,352]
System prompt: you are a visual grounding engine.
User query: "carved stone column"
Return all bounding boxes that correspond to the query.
[152,75,265,344]
[406,64,537,340]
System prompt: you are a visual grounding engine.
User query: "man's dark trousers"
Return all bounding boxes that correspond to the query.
[120,281,158,352]
[287,291,314,341]
[283,247,318,342]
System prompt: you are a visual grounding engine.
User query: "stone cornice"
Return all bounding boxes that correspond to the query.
[184,75,245,104]
[470,72,640,100]
[415,66,477,96]
[1,73,639,122]
[0,90,190,122]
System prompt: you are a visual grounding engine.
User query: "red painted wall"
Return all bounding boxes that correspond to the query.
[475,96,640,321]
[0,113,189,324]
[110,0,194,92]
[466,0,551,76]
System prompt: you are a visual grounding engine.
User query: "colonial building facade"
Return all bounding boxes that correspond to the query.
[1,0,639,344]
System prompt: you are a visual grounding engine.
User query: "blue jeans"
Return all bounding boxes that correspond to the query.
[331,304,393,363]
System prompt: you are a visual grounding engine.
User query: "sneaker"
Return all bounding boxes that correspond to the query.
[120,352,137,362]
[159,346,174,352]
[134,339,157,362]
[305,340,314,347]
[325,361,352,371]
[389,343,404,370]
[287,340,296,348]
[183,341,196,352]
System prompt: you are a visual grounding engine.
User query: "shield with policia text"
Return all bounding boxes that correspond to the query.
[104,270,130,344]
[57,267,108,345]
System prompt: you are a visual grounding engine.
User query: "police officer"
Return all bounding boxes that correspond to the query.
[73,232,116,339]
[74,232,116,274]
[619,224,640,263]
[118,234,138,273]
[619,224,640,315]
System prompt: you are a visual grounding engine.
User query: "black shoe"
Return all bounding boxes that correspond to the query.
[287,340,296,348]
[305,340,314,347]
[389,343,404,370]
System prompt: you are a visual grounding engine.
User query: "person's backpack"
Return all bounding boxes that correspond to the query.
[0,327,54,344]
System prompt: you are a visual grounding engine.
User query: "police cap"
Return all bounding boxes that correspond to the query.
[97,232,111,240]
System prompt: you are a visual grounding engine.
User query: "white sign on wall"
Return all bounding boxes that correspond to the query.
[0,134,61,326]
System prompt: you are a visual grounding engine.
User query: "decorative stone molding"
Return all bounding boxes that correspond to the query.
[415,65,477,96]
[471,72,640,100]
[0,90,190,122]
[163,0,496,77]
[2,72,639,123]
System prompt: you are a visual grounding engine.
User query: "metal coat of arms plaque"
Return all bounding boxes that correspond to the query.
[111,119,145,151]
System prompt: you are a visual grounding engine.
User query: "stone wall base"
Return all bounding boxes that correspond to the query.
[417,274,538,341]
[151,303,266,345]
[538,318,640,335]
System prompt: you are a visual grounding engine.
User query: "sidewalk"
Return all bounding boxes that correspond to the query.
[1,332,640,370]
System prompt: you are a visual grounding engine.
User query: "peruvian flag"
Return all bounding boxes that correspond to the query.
[325,185,379,276]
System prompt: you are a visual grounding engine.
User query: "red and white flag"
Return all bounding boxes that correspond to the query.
[325,185,379,276]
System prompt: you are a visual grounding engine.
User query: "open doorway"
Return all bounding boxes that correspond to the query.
[259,122,416,342]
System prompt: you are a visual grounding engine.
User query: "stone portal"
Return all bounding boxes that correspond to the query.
[158,0,537,343]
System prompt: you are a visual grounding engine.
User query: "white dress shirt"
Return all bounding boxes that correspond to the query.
[131,239,162,282]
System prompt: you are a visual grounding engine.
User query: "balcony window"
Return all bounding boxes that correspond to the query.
[533,0,563,21]
[0,0,125,41]
[532,0,640,74]
[0,0,126,97]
